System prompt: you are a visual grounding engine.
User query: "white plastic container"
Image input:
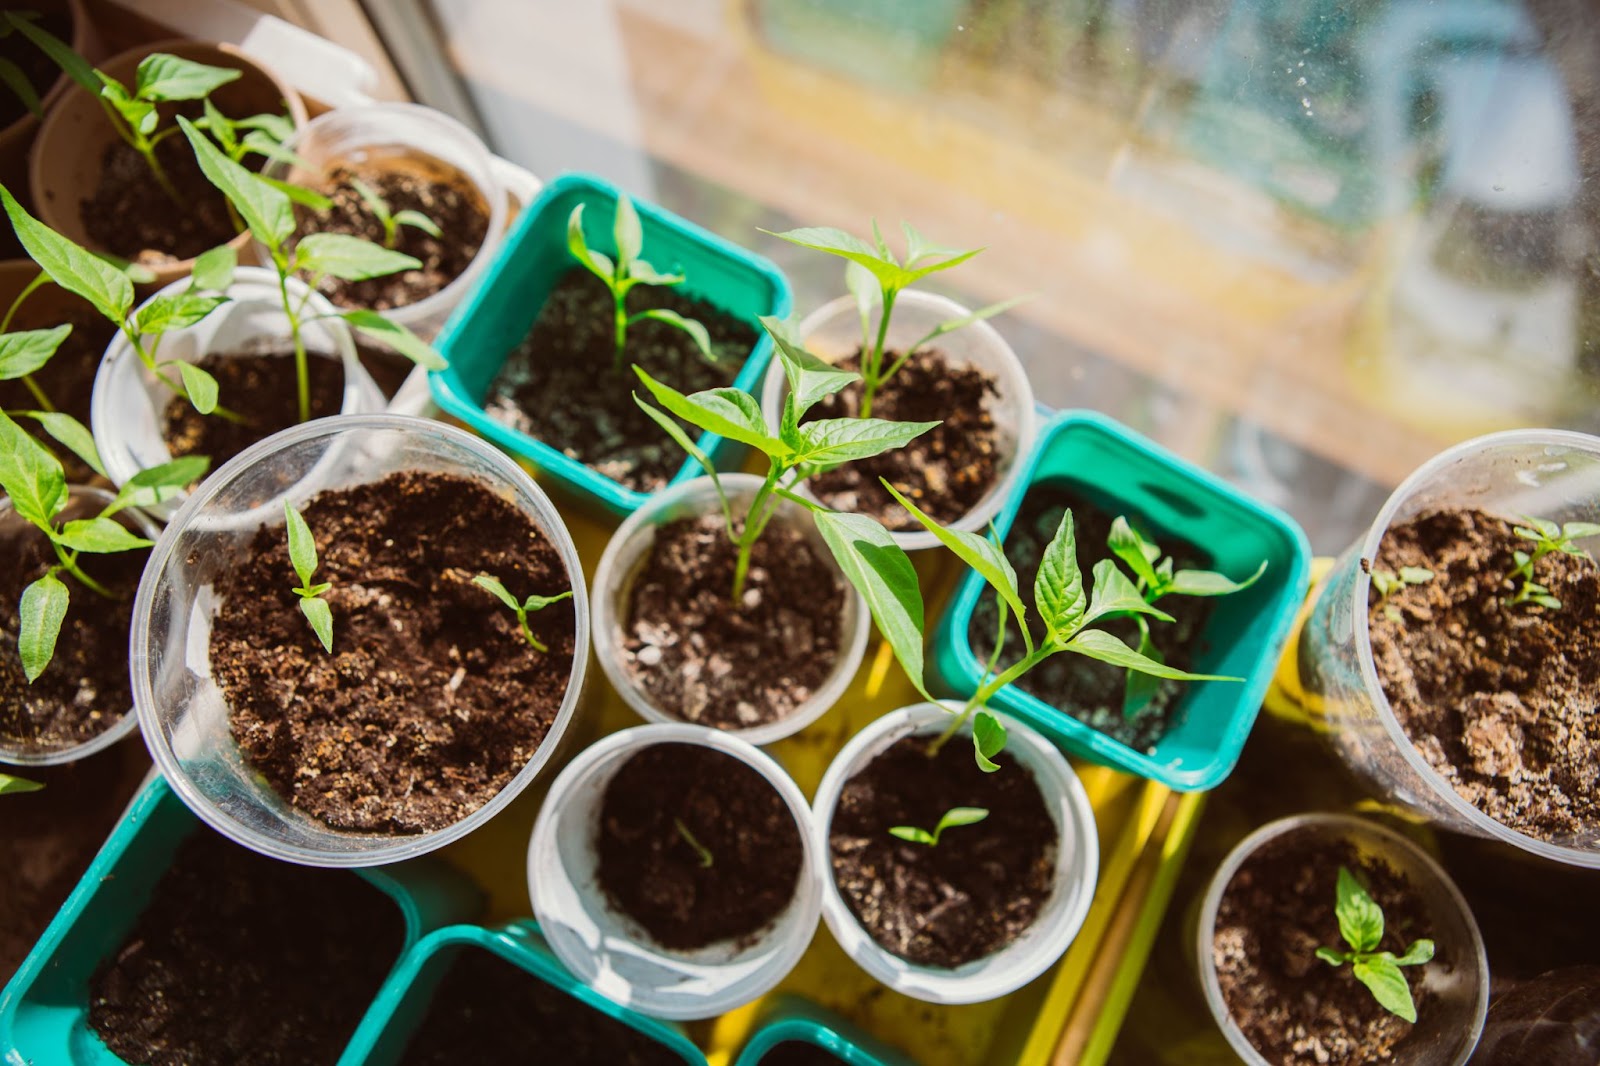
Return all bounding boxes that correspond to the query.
[811,701,1098,1005]
[760,290,1037,552]
[90,267,382,521]
[0,486,161,767]
[1197,814,1489,1066]
[591,473,870,746]
[526,722,822,1020]
[130,415,589,867]
[1299,429,1600,868]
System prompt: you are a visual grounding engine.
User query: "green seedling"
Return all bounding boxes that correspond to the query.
[1506,515,1600,610]
[569,193,712,372]
[1315,866,1435,1024]
[1105,517,1266,717]
[1369,564,1433,623]
[674,817,714,868]
[0,409,204,680]
[178,117,446,423]
[888,806,989,847]
[283,502,333,654]
[191,103,330,210]
[764,220,1022,417]
[471,574,572,653]
[0,772,43,795]
[349,176,441,250]
[634,316,936,604]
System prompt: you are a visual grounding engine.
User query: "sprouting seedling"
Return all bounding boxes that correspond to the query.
[1370,564,1434,623]
[888,806,989,847]
[569,194,713,373]
[634,316,937,604]
[1506,515,1600,610]
[283,502,333,654]
[763,220,1023,417]
[674,817,714,868]
[1106,517,1266,717]
[0,772,42,795]
[0,410,205,680]
[1315,866,1435,1023]
[348,177,441,250]
[471,574,572,653]
[178,118,446,423]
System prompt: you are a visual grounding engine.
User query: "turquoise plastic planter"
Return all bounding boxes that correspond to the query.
[341,922,706,1065]
[429,172,792,518]
[735,1000,912,1066]
[0,777,481,1065]
[931,410,1311,792]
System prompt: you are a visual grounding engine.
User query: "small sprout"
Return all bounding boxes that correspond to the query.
[888,806,989,847]
[471,574,572,653]
[1370,565,1434,622]
[674,817,714,868]
[349,177,441,250]
[284,502,333,654]
[1506,515,1600,611]
[1315,866,1435,1023]
[0,772,43,795]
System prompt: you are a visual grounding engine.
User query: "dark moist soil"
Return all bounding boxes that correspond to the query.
[969,484,1218,753]
[829,734,1058,968]
[759,1042,850,1066]
[805,348,999,529]
[1213,831,1438,1066]
[82,133,237,265]
[357,337,417,400]
[161,349,345,471]
[0,498,148,753]
[294,163,489,312]
[0,303,117,484]
[209,470,577,835]
[0,9,69,129]
[620,512,846,730]
[1369,508,1600,843]
[484,268,754,493]
[397,946,686,1066]
[87,829,404,1066]
[597,742,803,951]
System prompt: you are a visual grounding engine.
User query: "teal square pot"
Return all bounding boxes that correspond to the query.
[931,409,1312,792]
[736,999,913,1066]
[428,172,792,518]
[340,922,706,1065]
[0,777,481,1065]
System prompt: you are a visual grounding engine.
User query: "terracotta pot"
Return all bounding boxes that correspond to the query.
[27,39,307,288]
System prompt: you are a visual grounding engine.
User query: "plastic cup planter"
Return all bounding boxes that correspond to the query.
[0,486,161,767]
[264,101,509,342]
[429,172,793,518]
[759,289,1037,551]
[811,702,1099,1006]
[0,776,482,1064]
[1196,814,1489,1066]
[933,409,1313,792]
[527,723,824,1020]
[129,414,590,867]
[1299,429,1600,868]
[341,923,707,1065]
[90,266,384,521]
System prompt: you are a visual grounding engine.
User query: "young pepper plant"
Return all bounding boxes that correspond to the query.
[284,502,333,654]
[192,102,332,211]
[471,574,572,653]
[889,806,989,847]
[1506,515,1600,610]
[1315,866,1435,1023]
[350,177,441,250]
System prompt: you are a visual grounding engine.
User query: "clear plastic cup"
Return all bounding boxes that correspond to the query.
[263,102,508,341]
[760,291,1037,551]
[1299,429,1600,867]
[591,473,869,746]
[0,486,160,766]
[811,700,1099,1005]
[1196,814,1489,1066]
[90,267,383,522]
[526,722,823,1020]
[129,414,589,867]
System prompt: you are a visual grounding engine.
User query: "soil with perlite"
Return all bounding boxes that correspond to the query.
[597,743,803,950]
[161,350,344,470]
[1213,831,1438,1065]
[1369,507,1600,842]
[485,268,754,493]
[968,485,1218,752]
[209,470,576,834]
[619,512,847,730]
[87,829,403,1066]
[830,734,1058,968]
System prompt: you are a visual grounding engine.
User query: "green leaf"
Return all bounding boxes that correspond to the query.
[521,590,574,612]
[18,572,68,682]
[632,367,784,457]
[908,295,1026,352]
[794,417,938,466]
[627,259,683,287]
[0,772,43,795]
[134,53,240,101]
[634,392,718,478]
[177,361,219,414]
[1352,957,1417,1023]
[1397,566,1434,585]
[472,573,521,612]
[1335,866,1385,954]
[178,117,294,248]
[134,292,229,335]
[1062,628,1239,682]
[566,203,614,281]
[936,806,990,833]
[0,326,70,380]
[0,184,133,322]
[888,825,935,846]
[200,96,238,155]
[392,209,441,238]
[1393,939,1435,966]
[1085,559,1175,625]
[299,596,333,653]
[812,509,930,699]
[1107,516,1160,589]
[1035,511,1086,642]
[260,174,333,212]
[613,193,642,272]
[973,709,1007,772]
[25,412,107,479]
[632,308,712,362]
[1122,616,1164,718]
[0,57,41,118]
[0,409,66,528]
[191,244,237,293]
[127,455,210,490]
[340,310,447,371]
[761,315,858,416]
[1520,514,1562,540]
[283,501,319,588]
[762,225,907,291]
[54,517,150,553]
[1562,521,1600,540]
[2,12,98,95]
[1315,946,1347,966]
[1168,562,1267,598]
[349,176,390,225]
[295,233,419,281]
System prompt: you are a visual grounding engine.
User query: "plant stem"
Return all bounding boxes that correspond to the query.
[1,271,48,333]
[861,289,897,419]
[277,259,311,423]
[613,285,628,372]
[927,644,1052,757]
[20,375,54,412]
[136,141,183,208]
[730,474,780,603]
[51,543,114,599]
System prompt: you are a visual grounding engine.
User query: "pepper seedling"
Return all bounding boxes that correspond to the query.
[0,772,43,795]
[471,574,572,653]
[190,103,331,210]
[763,220,1023,416]
[283,501,333,654]
[888,806,989,847]
[1369,564,1433,623]
[674,817,714,868]
[569,193,713,372]
[1315,866,1435,1024]
[1506,515,1600,610]
[348,177,441,250]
